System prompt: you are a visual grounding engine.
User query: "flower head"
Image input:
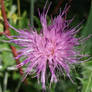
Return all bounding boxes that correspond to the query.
[8,4,90,89]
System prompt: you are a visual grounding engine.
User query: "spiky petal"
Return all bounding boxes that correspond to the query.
[8,5,89,89]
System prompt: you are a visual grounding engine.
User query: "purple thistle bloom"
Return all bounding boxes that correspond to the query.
[7,4,90,89]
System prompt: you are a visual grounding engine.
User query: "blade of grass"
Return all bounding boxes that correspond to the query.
[15,79,22,92]
[3,71,8,92]
[85,72,92,92]
[0,83,2,92]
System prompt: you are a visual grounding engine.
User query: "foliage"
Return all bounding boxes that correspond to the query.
[80,2,92,92]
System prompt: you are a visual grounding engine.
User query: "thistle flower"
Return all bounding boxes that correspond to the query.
[8,4,90,89]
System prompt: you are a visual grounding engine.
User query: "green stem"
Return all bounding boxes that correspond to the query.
[17,0,21,17]
[85,72,92,92]
[30,0,34,27]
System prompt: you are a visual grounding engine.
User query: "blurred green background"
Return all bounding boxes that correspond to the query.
[0,0,92,92]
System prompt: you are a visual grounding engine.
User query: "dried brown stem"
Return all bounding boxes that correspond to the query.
[0,0,28,84]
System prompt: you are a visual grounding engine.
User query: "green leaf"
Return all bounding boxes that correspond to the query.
[1,51,15,69]
[12,72,21,80]
[0,24,4,32]
[80,3,92,92]
[81,2,92,54]
[0,44,10,52]
[80,60,92,92]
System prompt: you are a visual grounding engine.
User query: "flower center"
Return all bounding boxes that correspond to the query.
[46,41,56,57]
